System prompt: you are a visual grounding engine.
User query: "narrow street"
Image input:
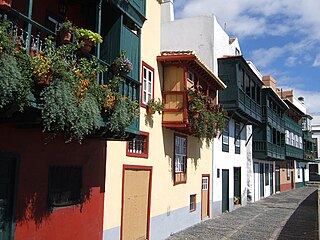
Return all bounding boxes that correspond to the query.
[167,187,318,240]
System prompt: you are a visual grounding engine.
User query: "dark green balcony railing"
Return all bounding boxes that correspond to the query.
[1,10,140,136]
[238,89,262,120]
[284,116,302,135]
[285,145,304,160]
[262,106,284,130]
[253,141,285,160]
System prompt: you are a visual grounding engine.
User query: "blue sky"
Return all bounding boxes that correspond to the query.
[174,0,320,114]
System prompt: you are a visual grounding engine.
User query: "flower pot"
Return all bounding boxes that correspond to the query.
[59,31,72,44]
[147,106,155,115]
[80,38,93,54]
[0,0,12,9]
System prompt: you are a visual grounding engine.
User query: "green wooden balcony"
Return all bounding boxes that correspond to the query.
[0,9,140,139]
[218,56,263,124]
[263,106,284,131]
[285,145,304,160]
[253,141,285,160]
[284,116,302,135]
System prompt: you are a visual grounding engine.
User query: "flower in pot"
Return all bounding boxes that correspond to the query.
[111,50,133,75]
[31,53,52,85]
[57,20,75,44]
[234,196,240,205]
[146,98,163,115]
[76,28,103,53]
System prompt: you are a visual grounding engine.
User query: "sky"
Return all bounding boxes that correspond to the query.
[174,0,320,115]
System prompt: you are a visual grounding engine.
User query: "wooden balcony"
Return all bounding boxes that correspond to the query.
[157,51,226,136]
[0,4,141,139]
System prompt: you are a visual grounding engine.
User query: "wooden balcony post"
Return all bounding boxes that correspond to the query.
[26,0,33,55]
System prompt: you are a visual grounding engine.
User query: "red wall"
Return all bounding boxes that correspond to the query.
[0,125,106,240]
[280,183,293,193]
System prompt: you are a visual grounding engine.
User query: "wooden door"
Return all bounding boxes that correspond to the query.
[222,170,229,212]
[0,157,16,240]
[121,167,152,240]
[201,176,209,219]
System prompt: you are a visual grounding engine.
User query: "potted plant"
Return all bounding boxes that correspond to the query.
[146,98,163,115]
[234,196,240,205]
[31,53,52,85]
[0,0,12,10]
[58,20,75,44]
[76,28,103,53]
[111,50,133,75]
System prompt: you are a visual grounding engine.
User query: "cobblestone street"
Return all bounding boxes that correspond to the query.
[167,187,318,240]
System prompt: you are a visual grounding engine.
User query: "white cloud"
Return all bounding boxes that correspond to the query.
[175,0,320,40]
[250,47,285,68]
[313,55,320,67]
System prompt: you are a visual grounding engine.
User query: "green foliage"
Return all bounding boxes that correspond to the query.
[112,50,133,75]
[41,78,101,141]
[147,98,163,114]
[187,86,227,142]
[0,19,15,54]
[104,95,139,134]
[58,20,75,33]
[0,53,23,109]
[76,28,103,45]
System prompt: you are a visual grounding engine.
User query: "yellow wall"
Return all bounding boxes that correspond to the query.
[103,0,213,232]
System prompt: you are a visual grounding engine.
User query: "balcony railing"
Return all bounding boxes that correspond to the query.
[285,145,304,160]
[238,89,262,121]
[284,116,302,135]
[0,10,140,138]
[253,141,285,160]
[263,107,284,130]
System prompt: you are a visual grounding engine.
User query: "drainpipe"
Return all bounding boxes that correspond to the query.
[26,0,33,54]
[96,0,102,84]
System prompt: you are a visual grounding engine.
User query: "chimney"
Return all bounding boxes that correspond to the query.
[161,0,174,22]
[262,76,277,92]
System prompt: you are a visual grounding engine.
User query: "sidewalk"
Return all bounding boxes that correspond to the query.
[167,187,318,240]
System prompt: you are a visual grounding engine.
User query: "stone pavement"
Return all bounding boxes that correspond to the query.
[167,187,318,240]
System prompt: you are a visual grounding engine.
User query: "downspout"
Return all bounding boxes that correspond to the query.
[26,0,33,54]
[96,0,102,84]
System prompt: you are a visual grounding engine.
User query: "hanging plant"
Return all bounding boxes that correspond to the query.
[111,50,133,75]
[0,53,23,109]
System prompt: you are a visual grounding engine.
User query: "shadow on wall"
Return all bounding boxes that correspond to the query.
[0,126,106,229]
[162,128,202,182]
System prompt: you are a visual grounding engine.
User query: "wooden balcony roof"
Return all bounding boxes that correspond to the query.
[157,51,226,90]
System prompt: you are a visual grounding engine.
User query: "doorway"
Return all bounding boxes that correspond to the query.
[275,165,280,192]
[121,166,152,240]
[259,163,264,198]
[222,169,229,212]
[233,167,241,204]
[201,175,210,219]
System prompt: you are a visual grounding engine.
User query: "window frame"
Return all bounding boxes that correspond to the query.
[189,194,196,212]
[126,131,149,158]
[47,165,82,209]
[174,134,187,185]
[141,61,154,108]
[235,122,241,154]
[222,119,229,152]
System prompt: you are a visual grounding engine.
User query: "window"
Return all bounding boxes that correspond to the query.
[222,120,229,152]
[251,81,256,100]
[141,62,154,107]
[297,162,301,178]
[295,135,299,148]
[285,130,290,145]
[245,74,250,96]
[265,164,269,186]
[126,131,149,158]
[187,70,195,84]
[174,135,187,184]
[202,177,208,190]
[299,137,303,149]
[217,169,220,178]
[48,166,82,208]
[235,122,240,154]
[190,194,196,212]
